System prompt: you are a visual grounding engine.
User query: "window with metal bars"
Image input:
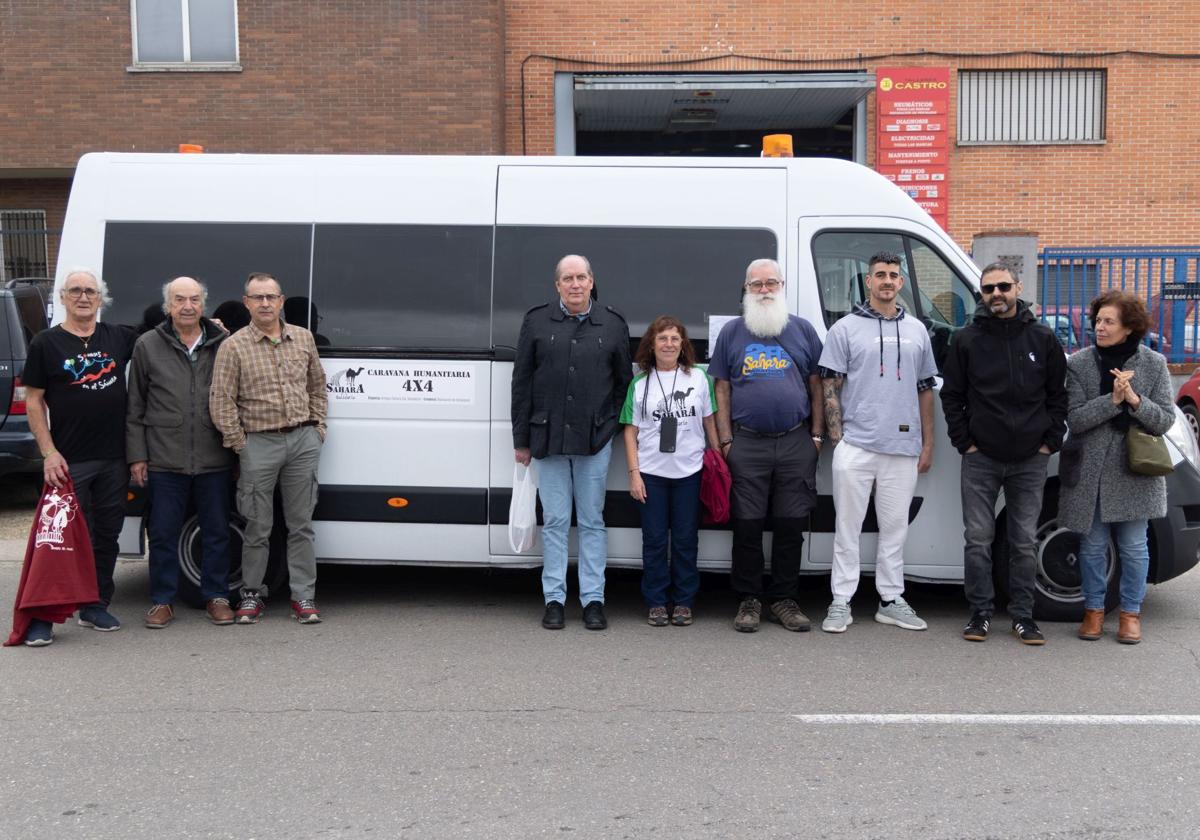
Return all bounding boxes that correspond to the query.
[0,210,49,282]
[957,69,1106,144]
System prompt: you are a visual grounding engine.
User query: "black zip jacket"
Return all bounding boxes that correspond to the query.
[939,300,1067,461]
[511,301,632,459]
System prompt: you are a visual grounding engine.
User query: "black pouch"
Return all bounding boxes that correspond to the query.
[659,415,678,453]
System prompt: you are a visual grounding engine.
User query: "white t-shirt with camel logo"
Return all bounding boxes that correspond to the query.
[619,366,716,479]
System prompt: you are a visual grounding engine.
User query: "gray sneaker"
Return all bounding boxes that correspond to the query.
[874,596,927,631]
[733,597,761,633]
[821,598,853,633]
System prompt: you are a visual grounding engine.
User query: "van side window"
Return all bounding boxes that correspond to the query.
[311,225,492,352]
[812,230,977,372]
[101,222,312,333]
[492,225,777,358]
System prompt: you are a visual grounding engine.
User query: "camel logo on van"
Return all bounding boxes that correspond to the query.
[328,367,366,394]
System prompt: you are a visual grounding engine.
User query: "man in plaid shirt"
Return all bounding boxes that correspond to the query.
[210,272,328,625]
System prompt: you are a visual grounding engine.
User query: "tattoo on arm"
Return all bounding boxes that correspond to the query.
[822,378,844,442]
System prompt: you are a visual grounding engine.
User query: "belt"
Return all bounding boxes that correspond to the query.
[734,421,808,439]
[257,420,318,435]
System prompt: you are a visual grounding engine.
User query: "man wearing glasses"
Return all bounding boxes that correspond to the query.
[512,254,632,631]
[940,262,1067,645]
[210,272,328,626]
[21,269,138,643]
[710,258,825,633]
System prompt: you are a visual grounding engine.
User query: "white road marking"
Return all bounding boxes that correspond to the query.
[791,713,1200,726]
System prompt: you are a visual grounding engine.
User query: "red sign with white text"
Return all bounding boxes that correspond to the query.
[876,67,951,230]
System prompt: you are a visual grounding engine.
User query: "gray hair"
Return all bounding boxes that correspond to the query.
[744,258,782,283]
[160,276,209,315]
[61,268,112,308]
[554,254,593,281]
[980,261,1020,284]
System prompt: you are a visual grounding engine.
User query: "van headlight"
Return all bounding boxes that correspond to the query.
[1166,406,1200,468]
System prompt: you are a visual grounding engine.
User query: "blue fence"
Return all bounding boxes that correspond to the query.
[1038,247,1200,363]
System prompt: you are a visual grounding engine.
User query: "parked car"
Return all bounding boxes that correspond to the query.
[0,283,51,479]
[1178,367,1200,445]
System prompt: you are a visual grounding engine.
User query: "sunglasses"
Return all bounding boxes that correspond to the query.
[981,281,1014,294]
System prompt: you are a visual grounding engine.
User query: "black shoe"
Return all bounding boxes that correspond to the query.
[542,601,565,630]
[1012,618,1046,646]
[582,600,607,630]
[963,611,990,642]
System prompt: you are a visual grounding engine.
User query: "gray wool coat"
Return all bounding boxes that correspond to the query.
[1058,344,1175,533]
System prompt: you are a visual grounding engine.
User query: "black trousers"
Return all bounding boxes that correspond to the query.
[726,426,818,601]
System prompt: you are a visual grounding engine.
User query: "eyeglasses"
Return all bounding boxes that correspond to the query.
[981,282,1015,294]
[245,294,282,304]
[745,279,783,292]
[65,287,99,300]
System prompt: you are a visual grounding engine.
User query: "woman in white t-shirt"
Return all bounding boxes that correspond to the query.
[620,316,720,627]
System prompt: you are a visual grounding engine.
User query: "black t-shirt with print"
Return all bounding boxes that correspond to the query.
[23,322,137,462]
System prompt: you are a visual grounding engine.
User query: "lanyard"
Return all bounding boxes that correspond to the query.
[653,367,679,421]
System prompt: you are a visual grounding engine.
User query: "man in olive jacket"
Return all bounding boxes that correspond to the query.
[512,254,632,631]
[127,277,235,628]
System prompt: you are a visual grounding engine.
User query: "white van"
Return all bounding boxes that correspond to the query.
[57,152,1200,619]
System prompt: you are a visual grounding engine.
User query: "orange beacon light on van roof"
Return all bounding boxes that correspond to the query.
[178,144,205,153]
[762,134,793,158]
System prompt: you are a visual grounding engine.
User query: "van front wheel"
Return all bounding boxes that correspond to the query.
[175,513,288,609]
[993,485,1120,622]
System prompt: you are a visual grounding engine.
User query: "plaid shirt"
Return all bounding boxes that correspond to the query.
[209,320,328,452]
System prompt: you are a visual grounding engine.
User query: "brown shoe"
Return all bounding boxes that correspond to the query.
[1117,610,1142,645]
[206,598,235,626]
[1078,608,1105,641]
[647,606,669,627]
[767,598,812,632]
[671,605,693,627]
[734,597,761,633]
[144,604,173,629]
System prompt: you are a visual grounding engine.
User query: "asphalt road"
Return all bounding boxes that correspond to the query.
[1,478,1199,840]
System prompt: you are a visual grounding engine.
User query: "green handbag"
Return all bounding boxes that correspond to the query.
[1126,425,1174,477]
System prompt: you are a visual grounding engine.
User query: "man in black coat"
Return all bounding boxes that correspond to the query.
[512,255,632,631]
[940,262,1067,645]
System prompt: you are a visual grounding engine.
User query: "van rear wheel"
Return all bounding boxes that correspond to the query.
[992,482,1120,622]
[176,513,288,609]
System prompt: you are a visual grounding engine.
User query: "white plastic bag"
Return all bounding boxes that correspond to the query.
[508,462,538,553]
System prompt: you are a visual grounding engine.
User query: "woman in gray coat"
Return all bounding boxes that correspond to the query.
[1059,290,1174,645]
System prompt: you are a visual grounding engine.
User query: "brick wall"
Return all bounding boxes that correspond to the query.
[0,180,69,276]
[0,1,505,162]
[504,1,1200,249]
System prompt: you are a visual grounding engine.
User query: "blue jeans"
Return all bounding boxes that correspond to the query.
[148,470,233,604]
[638,470,702,608]
[536,440,611,605]
[1079,500,1150,613]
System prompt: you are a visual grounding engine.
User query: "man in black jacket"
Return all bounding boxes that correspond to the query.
[512,255,632,631]
[940,263,1067,645]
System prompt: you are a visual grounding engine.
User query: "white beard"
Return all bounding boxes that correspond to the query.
[742,293,790,338]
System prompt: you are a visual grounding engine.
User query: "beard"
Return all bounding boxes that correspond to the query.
[742,292,790,338]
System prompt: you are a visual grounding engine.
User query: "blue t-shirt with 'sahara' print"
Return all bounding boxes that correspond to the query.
[708,315,823,434]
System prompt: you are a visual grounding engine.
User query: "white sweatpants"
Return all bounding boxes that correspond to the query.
[830,440,919,601]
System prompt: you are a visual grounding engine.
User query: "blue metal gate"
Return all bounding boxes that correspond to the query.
[1039,247,1199,363]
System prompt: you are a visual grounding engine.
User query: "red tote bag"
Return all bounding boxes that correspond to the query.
[5,478,99,647]
[700,448,732,525]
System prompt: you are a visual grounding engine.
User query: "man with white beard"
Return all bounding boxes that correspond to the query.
[710,259,825,633]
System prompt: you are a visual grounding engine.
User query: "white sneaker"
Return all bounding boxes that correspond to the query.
[821,598,853,633]
[874,596,928,631]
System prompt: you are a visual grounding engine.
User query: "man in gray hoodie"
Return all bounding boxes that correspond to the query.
[127,276,235,628]
[819,252,938,634]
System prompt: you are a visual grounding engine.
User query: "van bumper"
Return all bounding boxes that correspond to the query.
[0,430,42,477]
[1151,461,1200,583]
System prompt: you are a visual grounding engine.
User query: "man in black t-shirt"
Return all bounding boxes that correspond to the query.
[22,269,137,644]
